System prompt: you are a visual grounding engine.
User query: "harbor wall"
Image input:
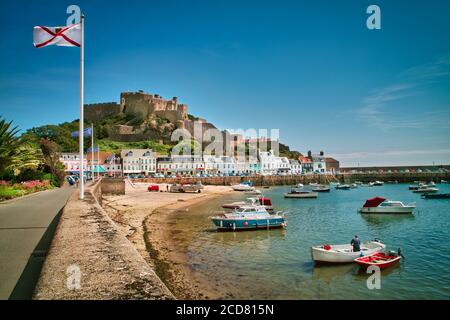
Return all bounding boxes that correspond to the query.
[337,172,450,184]
[130,172,450,186]
[33,179,174,300]
[131,174,338,186]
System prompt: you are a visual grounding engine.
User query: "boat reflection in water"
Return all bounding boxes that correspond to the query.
[210,227,286,243]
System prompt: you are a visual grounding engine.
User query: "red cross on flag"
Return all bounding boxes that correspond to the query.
[33,23,81,48]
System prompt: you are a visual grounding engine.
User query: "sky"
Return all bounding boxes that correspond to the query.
[0,0,449,166]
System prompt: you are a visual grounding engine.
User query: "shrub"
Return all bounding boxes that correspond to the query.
[0,186,25,200]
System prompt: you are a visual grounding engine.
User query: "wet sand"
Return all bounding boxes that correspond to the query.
[102,182,232,299]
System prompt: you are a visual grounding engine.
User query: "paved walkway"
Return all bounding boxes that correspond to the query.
[0,187,73,299]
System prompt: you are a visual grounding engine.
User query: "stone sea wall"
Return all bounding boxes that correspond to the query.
[34,179,174,300]
[131,172,450,186]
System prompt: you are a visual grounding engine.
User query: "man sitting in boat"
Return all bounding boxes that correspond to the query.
[351,235,361,252]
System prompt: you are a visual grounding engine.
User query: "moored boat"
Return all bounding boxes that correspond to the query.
[372,181,384,186]
[354,251,401,269]
[412,185,439,193]
[312,185,330,192]
[244,188,262,195]
[284,189,318,198]
[336,184,351,190]
[210,206,286,231]
[359,197,415,214]
[423,193,450,199]
[222,197,274,212]
[231,182,254,191]
[311,240,386,263]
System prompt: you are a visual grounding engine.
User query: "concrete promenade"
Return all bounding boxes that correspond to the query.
[0,187,73,299]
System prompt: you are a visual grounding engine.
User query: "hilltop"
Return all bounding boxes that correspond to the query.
[23,90,302,159]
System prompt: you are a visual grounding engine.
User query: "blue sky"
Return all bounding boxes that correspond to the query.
[1,0,449,166]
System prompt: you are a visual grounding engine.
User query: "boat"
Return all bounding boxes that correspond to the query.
[350,183,358,188]
[386,180,399,184]
[231,182,254,191]
[210,206,286,231]
[422,193,450,199]
[412,185,439,193]
[372,181,384,186]
[441,180,449,184]
[359,197,415,214]
[336,184,351,190]
[244,188,262,195]
[312,185,330,192]
[311,240,386,263]
[354,251,401,269]
[222,197,274,212]
[284,189,318,198]
[309,183,320,187]
[295,183,304,188]
[354,181,363,185]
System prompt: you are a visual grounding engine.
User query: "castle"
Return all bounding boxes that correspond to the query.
[84,90,216,141]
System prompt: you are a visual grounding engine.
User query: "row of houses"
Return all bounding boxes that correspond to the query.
[59,149,339,177]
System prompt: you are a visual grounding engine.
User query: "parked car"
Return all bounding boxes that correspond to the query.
[148,185,159,192]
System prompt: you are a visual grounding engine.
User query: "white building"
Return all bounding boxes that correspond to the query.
[157,155,204,176]
[258,150,292,175]
[309,151,326,174]
[121,149,157,175]
[289,159,302,175]
[203,155,235,175]
[60,153,86,173]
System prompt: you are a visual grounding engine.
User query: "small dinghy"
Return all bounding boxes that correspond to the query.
[311,240,386,263]
[354,251,401,269]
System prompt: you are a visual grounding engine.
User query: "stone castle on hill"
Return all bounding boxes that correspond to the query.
[84,90,216,142]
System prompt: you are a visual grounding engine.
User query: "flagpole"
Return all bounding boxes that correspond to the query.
[97,144,100,180]
[79,14,85,199]
[91,123,94,181]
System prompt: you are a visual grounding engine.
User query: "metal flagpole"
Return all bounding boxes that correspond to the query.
[91,123,94,181]
[79,14,85,199]
[97,144,100,179]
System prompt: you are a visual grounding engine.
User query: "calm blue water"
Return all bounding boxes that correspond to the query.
[176,183,450,299]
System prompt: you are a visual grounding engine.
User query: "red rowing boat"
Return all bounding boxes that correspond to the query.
[354,252,401,269]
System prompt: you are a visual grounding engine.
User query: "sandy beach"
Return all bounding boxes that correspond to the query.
[102,181,233,299]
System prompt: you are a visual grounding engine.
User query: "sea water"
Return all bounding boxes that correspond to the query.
[173,183,450,299]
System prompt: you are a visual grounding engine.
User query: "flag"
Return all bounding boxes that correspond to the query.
[87,146,100,153]
[71,127,92,138]
[33,23,81,48]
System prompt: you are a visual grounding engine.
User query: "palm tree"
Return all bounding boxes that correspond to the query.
[0,117,42,177]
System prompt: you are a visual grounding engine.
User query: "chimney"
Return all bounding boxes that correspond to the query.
[308,150,312,158]
[320,150,324,156]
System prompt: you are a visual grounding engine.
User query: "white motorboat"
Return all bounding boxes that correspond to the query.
[359,196,415,214]
[231,183,254,191]
[295,183,304,188]
[311,240,386,263]
[372,181,384,186]
[336,184,351,190]
[244,188,262,195]
[309,183,320,187]
[284,189,318,198]
[222,197,274,212]
[412,185,439,193]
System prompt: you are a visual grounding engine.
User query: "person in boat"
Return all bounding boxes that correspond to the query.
[351,235,361,252]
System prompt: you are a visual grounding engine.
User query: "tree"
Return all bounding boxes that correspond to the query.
[0,117,43,177]
[39,138,65,185]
